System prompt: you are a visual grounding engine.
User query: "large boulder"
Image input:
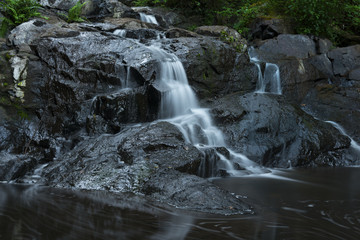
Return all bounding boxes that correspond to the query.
[41,121,252,214]
[256,34,317,60]
[210,92,353,167]
[327,45,360,77]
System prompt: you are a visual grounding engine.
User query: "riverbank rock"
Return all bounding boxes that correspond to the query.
[210,92,353,167]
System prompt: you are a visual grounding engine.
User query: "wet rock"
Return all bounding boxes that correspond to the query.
[42,121,201,191]
[165,28,198,38]
[33,30,162,134]
[257,34,317,60]
[277,57,327,101]
[327,45,360,77]
[39,0,78,10]
[142,169,253,215]
[122,28,163,40]
[349,68,360,81]
[118,121,202,174]
[104,17,164,31]
[39,0,136,20]
[195,25,247,53]
[0,154,37,181]
[195,25,239,38]
[301,83,360,143]
[39,121,251,214]
[250,18,294,40]
[210,92,352,167]
[7,20,54,47]
[89,86,160,131]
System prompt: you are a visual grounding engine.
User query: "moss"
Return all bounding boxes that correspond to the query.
[0,96,29,119]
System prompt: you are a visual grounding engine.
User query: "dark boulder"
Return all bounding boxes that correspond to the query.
[210,92,352,167]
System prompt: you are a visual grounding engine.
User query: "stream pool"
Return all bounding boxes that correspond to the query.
[1,167,360,239]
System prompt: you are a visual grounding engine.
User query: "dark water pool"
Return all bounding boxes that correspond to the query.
[1,167,360,240]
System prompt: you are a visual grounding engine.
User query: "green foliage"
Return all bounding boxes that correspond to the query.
[134,0,167,7]
[62,1,87,23]
[0,0,46,37]
[127,0,360,43]
[187,24,198,31]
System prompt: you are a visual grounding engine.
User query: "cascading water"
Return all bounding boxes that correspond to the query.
[147,44,263,177]
[114,29,127,37]
[139,13,159,25]
[248,47,282,94]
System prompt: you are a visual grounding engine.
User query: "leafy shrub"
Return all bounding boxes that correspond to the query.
[0,0,45,37]
[62,1,87,23]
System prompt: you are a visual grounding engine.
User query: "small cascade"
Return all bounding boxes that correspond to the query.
[149,44,266,177]
[248,47,282,94]
[139,13,159,25]
[326,121,360,152]
[114,29,127,37]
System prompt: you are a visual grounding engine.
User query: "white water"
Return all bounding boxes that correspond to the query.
[114,29,127,37]
[248,47,282,94]
[139,13,158,25]
[326,121,360,152]
[148,44,267,176]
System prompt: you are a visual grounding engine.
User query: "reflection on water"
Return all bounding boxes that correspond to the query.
[1,168,360,240]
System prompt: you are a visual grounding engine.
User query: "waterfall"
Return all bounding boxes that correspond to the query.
[326,121,360,152]
[148,44,265,177]
[248,47,282,94]
[139,13,159,25]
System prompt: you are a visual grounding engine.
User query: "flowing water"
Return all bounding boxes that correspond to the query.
[248,47,282,94]
[148,44,261,176]
[1,167,360,239]
[325,121,360,152]
[139,13,159,25]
